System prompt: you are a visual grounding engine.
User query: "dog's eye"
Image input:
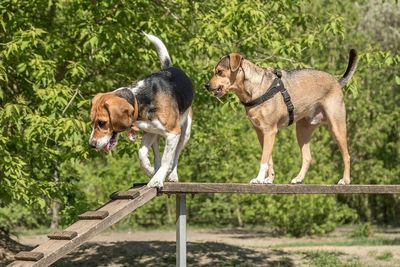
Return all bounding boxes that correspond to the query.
[217,69,223,76]
[98,121,106,128]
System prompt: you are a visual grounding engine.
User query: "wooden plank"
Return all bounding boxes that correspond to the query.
[14,252,44,261]
[47,231,77,240]
[161,183,400,194]
[133,183,148,188]
[78,210,109,220]
[109,184,145,200]
[8,185,157,267]
[110,190,140,200]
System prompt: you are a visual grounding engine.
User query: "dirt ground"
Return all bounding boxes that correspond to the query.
[3,227,400,266]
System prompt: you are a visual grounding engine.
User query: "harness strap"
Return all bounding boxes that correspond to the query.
[241,69,294,126]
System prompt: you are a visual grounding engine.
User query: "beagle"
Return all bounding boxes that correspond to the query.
[89,33,194,188]
[205,50,358,185]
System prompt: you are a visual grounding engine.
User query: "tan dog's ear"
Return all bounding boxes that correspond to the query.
[105,97,134,132]
[229,53,243,72]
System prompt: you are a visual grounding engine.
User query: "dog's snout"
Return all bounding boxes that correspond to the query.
[89,142,96,149]
[204,82,210,90]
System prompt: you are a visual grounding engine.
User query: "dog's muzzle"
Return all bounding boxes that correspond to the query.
[205,82,223,97]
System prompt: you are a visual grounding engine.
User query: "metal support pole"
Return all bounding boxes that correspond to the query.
[176,194,186,267]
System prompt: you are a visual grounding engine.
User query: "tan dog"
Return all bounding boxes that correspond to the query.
[205,50,358,185]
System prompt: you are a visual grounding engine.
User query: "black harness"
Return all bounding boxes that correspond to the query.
[241,69,294,126]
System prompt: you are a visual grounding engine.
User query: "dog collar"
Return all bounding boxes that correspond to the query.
[128,95,138,142]
[128,97,138,142]
[113,88,140,122]
[241,69,294,126]
[133,96,139,122]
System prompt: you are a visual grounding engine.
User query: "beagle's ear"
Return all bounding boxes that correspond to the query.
[229,53,243,72]
[90,93,105,122]
[105,97,134,132]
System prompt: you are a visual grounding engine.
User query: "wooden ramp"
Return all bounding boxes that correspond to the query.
[8,182,400,267]
[9,184,156,267]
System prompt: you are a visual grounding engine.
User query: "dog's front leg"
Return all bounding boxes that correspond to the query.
[148,132,180,188]
[254,127,276,184]
[250,128,277,184]
[139,133,159,177]
[151,135,161,172]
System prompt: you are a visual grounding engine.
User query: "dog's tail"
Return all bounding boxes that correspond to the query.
[143,32,172,69]
[338,49,358,88]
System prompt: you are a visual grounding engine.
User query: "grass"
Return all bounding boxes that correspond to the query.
[7,226,400,267]
[302,251,364,267]
[272,256,292,267]
[271,237,400,248]
[12,226,53,237]
[374,251,393,261]
[219,261,255,267]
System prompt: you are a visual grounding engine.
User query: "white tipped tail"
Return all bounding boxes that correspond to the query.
[143,32,172,69]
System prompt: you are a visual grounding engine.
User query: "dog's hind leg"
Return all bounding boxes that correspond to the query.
[324,100,351,185]
[291,118,319,184]
[148,132,180,188]
[168,109,192,182]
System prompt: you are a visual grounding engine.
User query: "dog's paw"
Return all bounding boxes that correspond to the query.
[337,179,346,185]
[265,178,274,184]
[167,171,179,182]
[250,178,267,184]
[147,178,164,188]
[291,178,303,184]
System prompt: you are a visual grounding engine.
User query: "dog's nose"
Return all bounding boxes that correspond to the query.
[89,142,96,149]
[204,82,210,90]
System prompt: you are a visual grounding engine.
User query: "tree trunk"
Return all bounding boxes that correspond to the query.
[50,165,60,229]
[236,205,243,227]
[50,200,60,229]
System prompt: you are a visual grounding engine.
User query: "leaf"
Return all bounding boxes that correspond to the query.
[395,76,400,85]
[89,36,98,48]
[16,63,27,73]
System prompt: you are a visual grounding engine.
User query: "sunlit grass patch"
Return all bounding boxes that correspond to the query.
[301,251,364,267]
[374,251,393,261]
[271,237,400,248]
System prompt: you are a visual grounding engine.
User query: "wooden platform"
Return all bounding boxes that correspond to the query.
[8,182,400,267]
[161,182,400,194]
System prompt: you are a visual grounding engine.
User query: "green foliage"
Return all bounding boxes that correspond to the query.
[0,202,42,230]
[352,223,373,238]
[0,0,399,237]
[360,0,400,51]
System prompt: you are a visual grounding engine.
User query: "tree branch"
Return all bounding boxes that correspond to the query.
[154,0,196,37]
[62,49,94,116]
